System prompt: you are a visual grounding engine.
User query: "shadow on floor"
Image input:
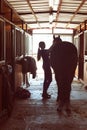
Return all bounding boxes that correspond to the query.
[0,77,87,130]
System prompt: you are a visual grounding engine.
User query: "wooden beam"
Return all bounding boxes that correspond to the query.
[66,0,87,28]
[54,0,62,28]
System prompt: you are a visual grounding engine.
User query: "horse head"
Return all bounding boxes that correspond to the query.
[53,35,62,44]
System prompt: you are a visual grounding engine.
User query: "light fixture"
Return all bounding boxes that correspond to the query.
[49,5,53,24]
[49,13,53,24]
[49,0,53,7]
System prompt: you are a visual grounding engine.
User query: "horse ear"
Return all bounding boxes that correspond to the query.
[53,35,55,40]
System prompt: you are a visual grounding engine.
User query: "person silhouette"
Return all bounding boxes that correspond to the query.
[37,41,52,99]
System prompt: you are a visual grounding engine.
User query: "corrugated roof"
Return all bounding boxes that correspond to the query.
[5,0,87,30]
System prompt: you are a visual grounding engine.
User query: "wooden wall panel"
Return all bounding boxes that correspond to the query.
[0,74,2,112]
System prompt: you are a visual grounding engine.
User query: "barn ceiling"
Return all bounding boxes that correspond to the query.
[5,0,87,30]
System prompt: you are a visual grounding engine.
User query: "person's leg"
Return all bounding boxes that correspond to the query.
[26,73,30,87]
[23,73,25,85]
[42,68,52,98]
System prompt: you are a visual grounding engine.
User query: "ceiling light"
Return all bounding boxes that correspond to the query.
[49,0,53,7]
[49,14,53,24]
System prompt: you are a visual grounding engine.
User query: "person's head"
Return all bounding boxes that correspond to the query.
[39,41,45,49]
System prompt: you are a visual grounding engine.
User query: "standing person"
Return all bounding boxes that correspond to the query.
[37,41,52,99]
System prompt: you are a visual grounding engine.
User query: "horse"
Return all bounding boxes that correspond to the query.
[16,56,37,87]
[50,36,78,113]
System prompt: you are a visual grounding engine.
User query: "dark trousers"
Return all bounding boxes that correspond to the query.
[43,68,52,94]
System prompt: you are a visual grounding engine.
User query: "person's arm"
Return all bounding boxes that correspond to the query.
[37,48,41,61]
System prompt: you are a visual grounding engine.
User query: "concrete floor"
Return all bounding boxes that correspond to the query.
[0,75,87,130]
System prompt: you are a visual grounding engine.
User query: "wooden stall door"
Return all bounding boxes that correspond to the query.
[78,32,84,80]
[83,31,87,84]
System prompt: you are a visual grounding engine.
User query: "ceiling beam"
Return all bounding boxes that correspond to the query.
[18,11,87,16]
[26,0,41,28]
[54,0,62,28]
[66,0,87,28]
[26,20,80,24]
